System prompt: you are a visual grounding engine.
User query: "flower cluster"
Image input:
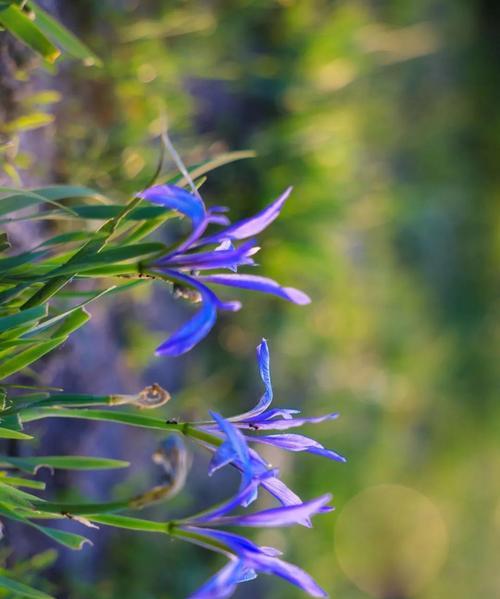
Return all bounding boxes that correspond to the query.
[135,179,344,597]
[139,184,310,356]
[171,339,345,597]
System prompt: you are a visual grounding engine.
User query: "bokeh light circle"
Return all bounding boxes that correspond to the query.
[335,484,448,598]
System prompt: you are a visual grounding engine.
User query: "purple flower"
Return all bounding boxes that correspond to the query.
[182,527,328,598]
[186,339,345,521]
[138,185,310,356]
[175,495,332,598]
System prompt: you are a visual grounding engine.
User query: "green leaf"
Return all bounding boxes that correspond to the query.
[0,426,32,440]
[27,287,114,336]
[89,513,168,533]
[43,242,165,277]
[0,573,54,599]
[31,524,92,550]
[20,193,145,309]
[64,204,167,220]
[28,1,102,66]
[0,305,47,334]
[49,307,90,338]
[0,481,37,508]
[0,475,45,490]
[0,503,91,550]
[0,455,130,473]
[19,392,114,410]
[32,184,108,203]
[0,338,65,380]
[0,248,48,272]
[0,187,79,216]
[173,149,256,186]
[38,230,95,248]
[0,3,60,63]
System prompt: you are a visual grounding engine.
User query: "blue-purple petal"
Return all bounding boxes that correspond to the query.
[250,433,346,463]
[188,559,256,599]
[140,184,207,228]
[239,413,340,431]
[231,339,274,423]
[155,270,239,356]
[191,481,261,524]
[209,412,252,488]
[250,552,328,598]
[187,528,327,598]
[206,494,333,528]
[161,240,257,271]
[198,273,311,305]
[201,187,292,243]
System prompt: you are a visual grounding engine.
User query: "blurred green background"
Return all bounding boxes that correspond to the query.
[3,0,499,597]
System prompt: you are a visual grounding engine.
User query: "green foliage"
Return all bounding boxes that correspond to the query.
[0,1,99,65]
[0,148,254,597]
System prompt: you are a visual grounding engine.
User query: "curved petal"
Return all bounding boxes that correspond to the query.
[198,273,311,305]
[155,270,238,356]
[201,187,292,244]
[231,338,274,423]
[140,184,212,252]
[155,294,216,357]
[248,408,300,422]
[140,184,207,228]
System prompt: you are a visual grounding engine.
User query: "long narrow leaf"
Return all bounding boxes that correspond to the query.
[0,456,129,473]
[0,338,65,380]
[0,4,60,62]
[0,573,53,599]
[0,305,47,334]
[28,1,101,66]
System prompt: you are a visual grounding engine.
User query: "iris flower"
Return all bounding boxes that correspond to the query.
[171,492,332,598]
[185,339,345,520]
[138,184,310,356]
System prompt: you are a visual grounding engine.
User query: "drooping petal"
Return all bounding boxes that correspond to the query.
[155,270,239,356]
[198,273,311,305]
[140,184,207,228]
[201,187,292,244]
[250,433,346,463]
[206,494,333,528]
[188,559,256,599]
[155,292,216,356]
